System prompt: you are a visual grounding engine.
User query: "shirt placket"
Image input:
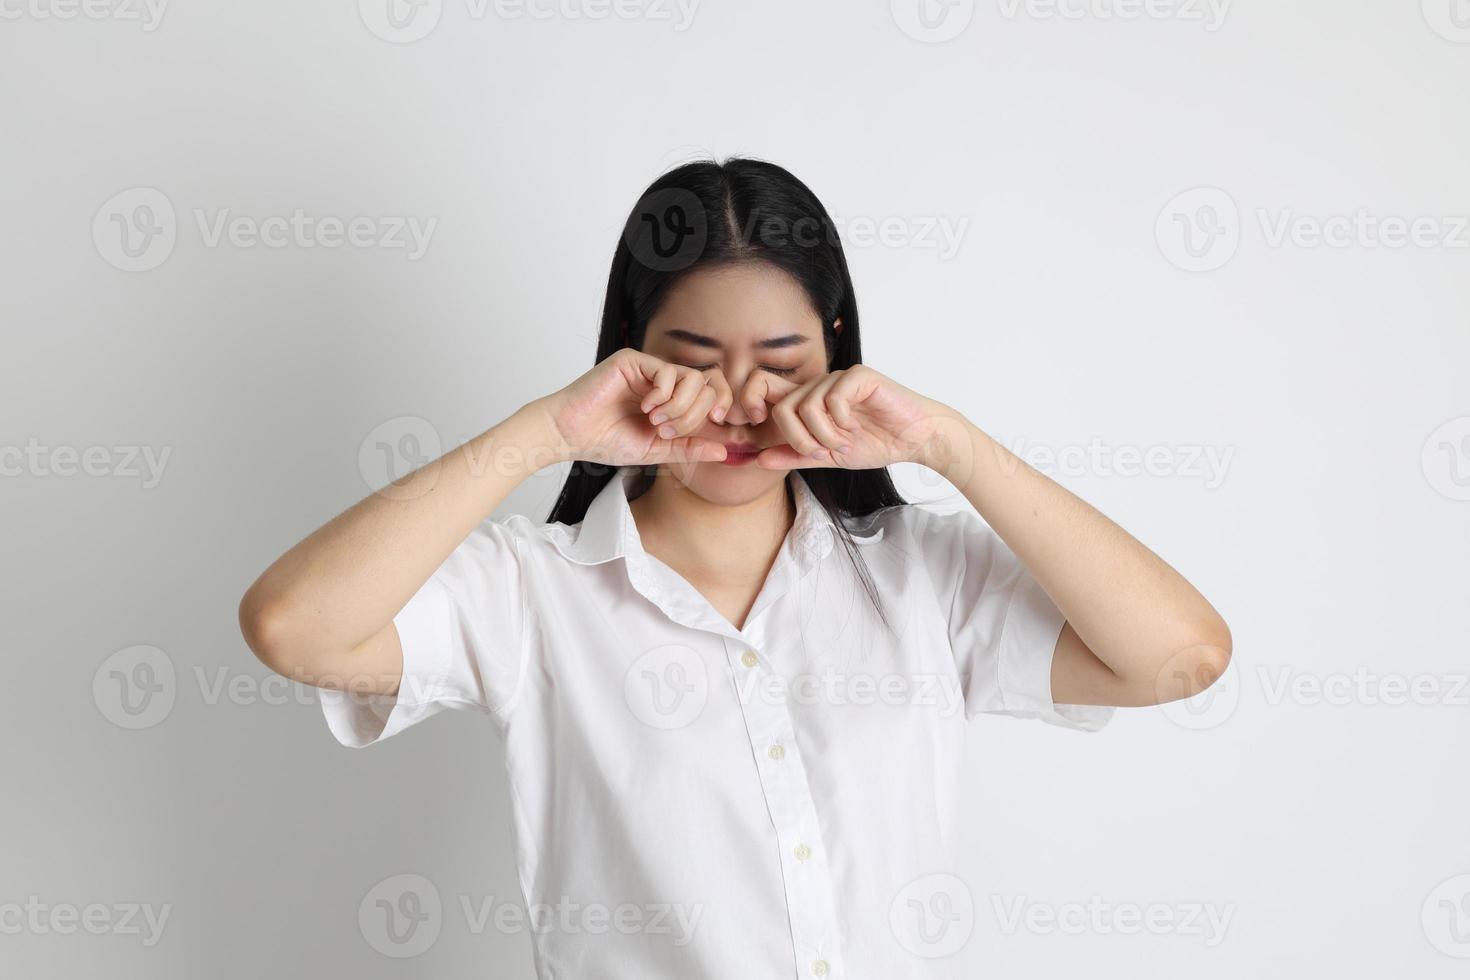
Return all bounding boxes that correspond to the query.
[725,633,845,980]
[615,479,846,977]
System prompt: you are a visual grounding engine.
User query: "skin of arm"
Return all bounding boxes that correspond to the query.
[914,407,1233,707]
[238,348,727,698]
[237,405,562,696]
[741,362,1232,709]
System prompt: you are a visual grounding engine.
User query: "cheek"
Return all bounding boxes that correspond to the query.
[797,359,830,382]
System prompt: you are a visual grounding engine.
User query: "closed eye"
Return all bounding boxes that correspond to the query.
[686,364,797,377]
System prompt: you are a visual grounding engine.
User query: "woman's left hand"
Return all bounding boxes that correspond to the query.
[741,365,963,471]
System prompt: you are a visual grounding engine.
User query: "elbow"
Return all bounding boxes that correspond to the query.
[1154,618,1233,704]
[1191,636,1233,696]
[238,583,304,679]
[239,583,360,690]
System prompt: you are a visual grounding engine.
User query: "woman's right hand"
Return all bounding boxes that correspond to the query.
[533,349,732,466]
[243,351,728,696]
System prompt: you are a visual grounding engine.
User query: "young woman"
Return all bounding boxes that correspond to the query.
[239,157,1231,979]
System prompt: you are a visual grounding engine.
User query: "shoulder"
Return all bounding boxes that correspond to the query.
[835,504,994,571]
[476,511,612,567]
[844,501,983,541]
[478,512,568,548]
[861,504,1009,582]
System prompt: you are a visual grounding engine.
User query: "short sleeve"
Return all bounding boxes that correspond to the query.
[911,507,1113,732]
[319,516,530,747]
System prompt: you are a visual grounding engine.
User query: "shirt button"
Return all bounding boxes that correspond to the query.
[741,651,758,668]
[767,744,786,761]
[811,960,830,977]
[793,843,812,862]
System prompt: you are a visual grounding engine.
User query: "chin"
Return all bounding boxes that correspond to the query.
[679,462,785,504]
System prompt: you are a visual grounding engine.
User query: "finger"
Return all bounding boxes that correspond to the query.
[769,380,828,460]
[649,434,728,464]
[798,373,853,457]
[740,371,799,424]
[703,369,734,424]
[638,361,679,415]
[825,367,873,429]
[618,349,661,400]
[647,369,706,431]
[662,382,719,438]
[752,444,812,470]
[739,372,771,424]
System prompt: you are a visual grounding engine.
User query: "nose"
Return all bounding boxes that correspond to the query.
[720,395,752,428]
[712,365,757,428]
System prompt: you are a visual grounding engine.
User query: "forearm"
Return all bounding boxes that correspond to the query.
[917,406,1232,700]
[240,400,564,665]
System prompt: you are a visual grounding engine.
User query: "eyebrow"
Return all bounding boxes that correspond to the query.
[660,329,811,351]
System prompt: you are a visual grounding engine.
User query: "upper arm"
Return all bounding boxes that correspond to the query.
[911,506,1114,732]
[326,621,405,697]
[1051,616,1233,707]
[319,518,533,747]
[1049,620,1143,706]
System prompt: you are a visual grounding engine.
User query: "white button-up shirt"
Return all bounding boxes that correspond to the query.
[322,464,1113,978]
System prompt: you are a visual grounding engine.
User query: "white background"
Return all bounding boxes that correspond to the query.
[3,0,1468,976]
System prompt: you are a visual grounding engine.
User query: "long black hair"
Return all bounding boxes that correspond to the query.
[547,155,909,631]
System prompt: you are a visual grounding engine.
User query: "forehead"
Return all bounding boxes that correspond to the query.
[646,262,822,348]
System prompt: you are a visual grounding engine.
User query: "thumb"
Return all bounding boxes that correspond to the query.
[648,435,729,464]
[752,444,821,470]
[739,372,799,424]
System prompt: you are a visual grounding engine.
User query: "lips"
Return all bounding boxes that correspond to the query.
[719,443,761,466]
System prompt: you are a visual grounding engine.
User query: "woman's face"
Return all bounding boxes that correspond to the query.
[640,261,835,505]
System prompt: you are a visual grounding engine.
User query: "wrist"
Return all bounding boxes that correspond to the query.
[913,403,981,482]
[493,398,576,473]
